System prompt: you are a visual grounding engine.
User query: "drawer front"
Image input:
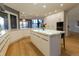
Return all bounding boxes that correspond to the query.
[31,32,49,55]
[0,35,9,51]
[32,32,49,41]
[0,34,9,56]
[38,37,49,55]
[0,40,9,56]
[0,34,9,45]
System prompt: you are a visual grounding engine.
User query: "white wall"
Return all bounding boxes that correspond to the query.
[68,15,79,33]
[44,11,64,30]
[67,5,79,33]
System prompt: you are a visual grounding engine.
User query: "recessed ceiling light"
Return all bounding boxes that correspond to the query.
[60,4,63,6]
[42,5,46,8]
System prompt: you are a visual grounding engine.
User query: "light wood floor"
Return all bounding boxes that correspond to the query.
[61,32,79,56]
[6,33,79,56]
[6,37,44,56]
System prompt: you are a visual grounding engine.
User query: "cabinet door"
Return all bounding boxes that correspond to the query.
[31,32,49,55]
[31,33,40,46]
[0,40,9,56]
[9,31,18,43]
[38,37,49,55]
[20,29,30,37]
[9,31,23,44]
[0,33,9,56]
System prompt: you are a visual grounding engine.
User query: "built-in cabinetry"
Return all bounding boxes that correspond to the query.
[0,29,31,56]
[0,32,10,56]
[31,29,62,56]
[9,29,30,44]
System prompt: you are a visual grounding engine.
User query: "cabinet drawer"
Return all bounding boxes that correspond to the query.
[0,40,9,56]
[0,37,9,51]
[31,32,49,55]
[0,34,9,56]
[32,32,49,41]
[39,37,49,55]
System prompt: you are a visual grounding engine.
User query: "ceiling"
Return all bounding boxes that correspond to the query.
[4,3,78,19]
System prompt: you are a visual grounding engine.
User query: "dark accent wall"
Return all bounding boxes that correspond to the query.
[10,14,17,29]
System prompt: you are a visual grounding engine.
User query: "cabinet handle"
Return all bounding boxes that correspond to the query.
[0,34,9,46]
[0,39,5,46]
[4,34,9,38]
[0,39,9,52]
[32,33,48,41]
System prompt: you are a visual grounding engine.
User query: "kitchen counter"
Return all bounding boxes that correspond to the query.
[31,29,64,56]
[0,29,31,56]
[0,30,8,38]
[32,29,64,36]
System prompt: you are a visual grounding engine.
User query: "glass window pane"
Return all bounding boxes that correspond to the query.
[0,17,4,30]
[20,21,29,29]
[0,12,8,31]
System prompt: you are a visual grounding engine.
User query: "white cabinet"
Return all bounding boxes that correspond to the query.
[0,29,31,56]
[31,30,61,56]
[31,32,49,55]
[20,28,31,37]
[0,33,10,56]
[10,29,30,44]
[9,31,22,44]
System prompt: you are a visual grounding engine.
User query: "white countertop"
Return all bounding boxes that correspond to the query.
[0,30,8,37]
[32,29,65,36]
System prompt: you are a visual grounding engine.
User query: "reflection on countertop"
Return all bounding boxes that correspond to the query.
[32,29,65,36]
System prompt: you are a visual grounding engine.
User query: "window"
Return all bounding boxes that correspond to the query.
[19,19,43,29]
[20,20,28,29]
[32,19,38,28]
[0,12,8,31]
[32,19,43,28]
[0,17,4,31]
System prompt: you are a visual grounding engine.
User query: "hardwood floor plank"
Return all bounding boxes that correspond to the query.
[6,32,79,56]
[6,37,43,56]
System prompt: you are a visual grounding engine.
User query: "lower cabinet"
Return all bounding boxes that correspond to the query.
[31,32,49,55]
[31,31,61,56]
[0,30,35,56]
[0,29,31,56]
[0,33,10,56]
[10,29,30,44]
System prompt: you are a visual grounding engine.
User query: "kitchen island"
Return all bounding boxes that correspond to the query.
[31,29,64,56]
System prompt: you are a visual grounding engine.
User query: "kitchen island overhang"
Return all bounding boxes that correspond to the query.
[31,29,64,56]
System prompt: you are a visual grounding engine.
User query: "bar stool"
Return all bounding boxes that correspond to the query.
[61,33,65,49]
